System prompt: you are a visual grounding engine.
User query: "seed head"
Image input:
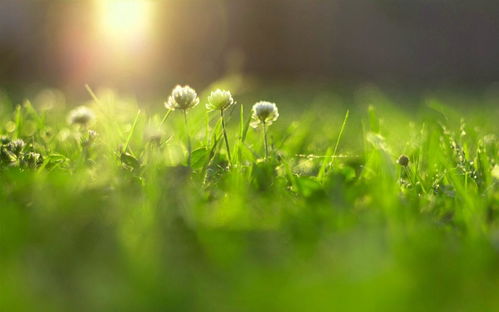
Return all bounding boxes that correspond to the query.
[68,106,95,126]
[250,101,279,128]
[206,89,235,112]
[397,154,409,167]
[165,85,199,111]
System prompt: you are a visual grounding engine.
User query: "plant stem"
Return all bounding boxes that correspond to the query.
[123,109,141,153]
[183,110,191,167]
[263,121,269,159]
[221,110,232,165]
[160,109,172,127]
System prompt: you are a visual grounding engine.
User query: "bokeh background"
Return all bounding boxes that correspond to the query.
[1,2,499,311]
[1,0,499,100]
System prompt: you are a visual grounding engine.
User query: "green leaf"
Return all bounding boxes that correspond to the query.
[191,147,210,170]
[120,152,141,170]
[295,176,322,198]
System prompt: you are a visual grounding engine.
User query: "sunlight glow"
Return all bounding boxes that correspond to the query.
[96,0,153,45]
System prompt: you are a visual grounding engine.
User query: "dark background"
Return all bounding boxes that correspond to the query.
[1,0,499,99]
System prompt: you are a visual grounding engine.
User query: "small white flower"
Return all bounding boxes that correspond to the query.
[165,85,200,111]
[68,106,95,126]
[206,89,235,112]
[250,101,279,128]
[4,139,25,156]
[21,152,43,168]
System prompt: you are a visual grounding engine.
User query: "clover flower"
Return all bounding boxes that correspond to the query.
[7,139,25,156]
[206,89,236,164]
[165,85,199,111]
[250,101,279,128]
[251,101,279,159]
[68,106,95,126]
[0,147,16,164]
[1,139,26,166]
[164,85,199,166]
[21,152,44,169]
[0,136,11,145]
[206,89,235,112]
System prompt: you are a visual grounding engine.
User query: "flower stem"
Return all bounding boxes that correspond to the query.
[221,110,232,165]
[183,110,191,167]
[263,121,269,159]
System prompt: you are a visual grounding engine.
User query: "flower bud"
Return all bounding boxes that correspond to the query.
[397,154,409,167]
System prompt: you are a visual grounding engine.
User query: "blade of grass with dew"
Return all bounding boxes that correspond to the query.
[318,110,349,182]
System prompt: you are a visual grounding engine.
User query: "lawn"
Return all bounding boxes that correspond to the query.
[0,81,498,311]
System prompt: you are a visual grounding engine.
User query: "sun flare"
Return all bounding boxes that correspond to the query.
[96,0,153,44]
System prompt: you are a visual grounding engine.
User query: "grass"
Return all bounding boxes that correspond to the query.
[0,83,498,311]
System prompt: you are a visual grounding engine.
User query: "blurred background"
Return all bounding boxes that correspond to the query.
[1,0,499,101]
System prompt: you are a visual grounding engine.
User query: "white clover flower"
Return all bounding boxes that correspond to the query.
[68,106,95,126]
[165,85,200,111]
[250,101,279,128]
[21,152,43,169]
[206,89,234,112]
[7,139,25,155]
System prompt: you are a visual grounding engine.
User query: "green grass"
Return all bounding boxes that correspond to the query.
[0,83,498,311]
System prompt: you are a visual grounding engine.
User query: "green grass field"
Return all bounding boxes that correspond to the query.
[1,82,498,311]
